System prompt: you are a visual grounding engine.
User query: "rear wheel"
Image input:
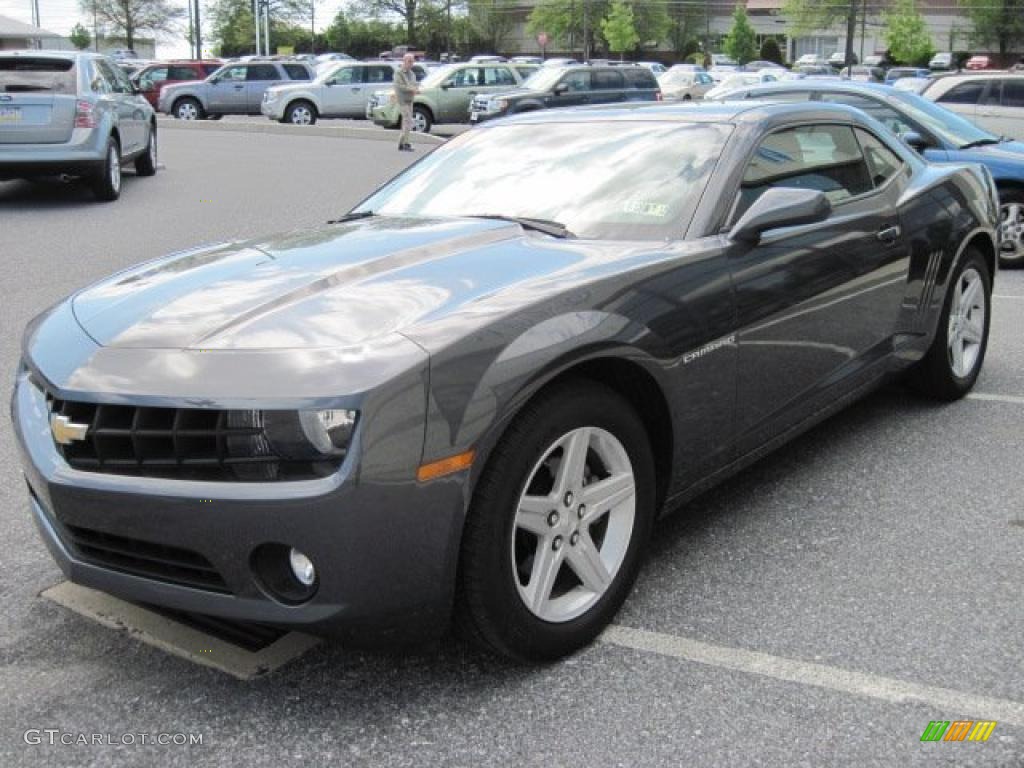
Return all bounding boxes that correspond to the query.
[412,105,432,134]
[91,137,121,201]
[134,126,157,176]
[174,97,204,120]
[456,380,655,661]
[910,248,991,400]
[998,189,1024,268]
[284,100,317,125]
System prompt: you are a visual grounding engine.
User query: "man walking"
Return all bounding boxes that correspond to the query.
[394,54,419,152]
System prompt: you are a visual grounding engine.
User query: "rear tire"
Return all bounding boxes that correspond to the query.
[455,379,656,662]
[134,126,157,177]
[910,247,991,400]
[998,188,1024,268]
[91,137,122,202]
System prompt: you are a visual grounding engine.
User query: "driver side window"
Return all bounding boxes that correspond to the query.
[733,124,874,221]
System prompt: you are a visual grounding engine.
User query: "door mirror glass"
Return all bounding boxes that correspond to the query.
[729,187,831,244]
[554,82,569,95]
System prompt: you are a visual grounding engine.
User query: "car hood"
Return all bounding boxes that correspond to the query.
[487,87,537,101]
[69,216,586,351]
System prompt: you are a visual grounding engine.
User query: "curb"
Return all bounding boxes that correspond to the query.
[157,117,447,145]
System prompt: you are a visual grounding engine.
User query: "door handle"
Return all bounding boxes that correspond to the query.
[876,225,901,243]
[351,87,361,92]
[233,85,244,90]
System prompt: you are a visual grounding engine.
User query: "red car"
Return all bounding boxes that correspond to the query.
[132,60,222,108]
[964,55,993,71]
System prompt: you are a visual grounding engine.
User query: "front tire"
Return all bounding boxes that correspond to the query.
[456,380,656,662]
[91,137,121,201]
[910,247,991,400]
[284,100,317,125]
[173,97,204,121]
[998,189,1024,268]
[412,105,432,134]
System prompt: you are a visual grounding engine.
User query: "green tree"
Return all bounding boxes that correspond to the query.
[349,0,424,46]
[667,4,702,58]
[208,0,312,56]
[69,22,91,50]
[527,0,589,53]
[78,0,186,50]
[601,0,638,58]
[783,0,858,70]
[468,0,514,53]
[759,37,783,64]
[960,0,1024,57]
[631,1,670,50]
[723,4,756,64]
[884,0,934,65]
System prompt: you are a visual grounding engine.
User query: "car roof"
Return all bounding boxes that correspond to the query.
[0,49,97,60]
[721,80,899,97]
[492,100,873,128]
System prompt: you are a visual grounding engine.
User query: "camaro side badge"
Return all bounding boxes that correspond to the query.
[683,334,736,364]
[50,413,89,445]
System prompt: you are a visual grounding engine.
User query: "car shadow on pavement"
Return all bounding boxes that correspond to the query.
[0,174,143,208]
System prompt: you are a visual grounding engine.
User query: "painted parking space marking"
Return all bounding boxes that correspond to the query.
[602,624,1024,728]
[42,581,321,681]
[966,392,1024,405]
[992,294,1024,300]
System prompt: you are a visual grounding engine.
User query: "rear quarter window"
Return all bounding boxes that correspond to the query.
[246,64,280,81]
[283,64,310,80]
[622,69,657,88]
[937,80,987,105]
[0,57,77,94]
[167,66,199,80]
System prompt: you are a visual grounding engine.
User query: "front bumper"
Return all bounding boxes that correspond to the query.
[368,101,400,129]
[261,99,284,120]
[11,368,468,642]
[0,127,108,180]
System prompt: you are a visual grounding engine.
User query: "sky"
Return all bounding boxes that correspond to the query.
[0,0,346,58]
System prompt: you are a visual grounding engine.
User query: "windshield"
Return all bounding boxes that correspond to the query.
[419,64,456,88]
[521,67,569,91]
[889,91,996,146]
[0,57,76,93]
[356,121,733,240]
[659,71,693,86]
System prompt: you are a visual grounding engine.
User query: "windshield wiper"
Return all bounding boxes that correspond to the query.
[327,210,375,224]
[959,138,1000,149]
[467,214,575,239]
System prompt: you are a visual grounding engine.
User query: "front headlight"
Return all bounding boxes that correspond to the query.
[227,409,358,461]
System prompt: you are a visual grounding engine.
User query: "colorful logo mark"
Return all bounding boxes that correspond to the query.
[920,721,997,742]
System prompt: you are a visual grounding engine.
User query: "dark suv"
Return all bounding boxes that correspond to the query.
[469,65,661,123]
[132,60,222,108]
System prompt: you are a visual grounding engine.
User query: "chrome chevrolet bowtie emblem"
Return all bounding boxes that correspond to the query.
[50,413,89,445]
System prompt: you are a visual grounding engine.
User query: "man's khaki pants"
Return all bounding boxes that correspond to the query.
[398,102,414,146]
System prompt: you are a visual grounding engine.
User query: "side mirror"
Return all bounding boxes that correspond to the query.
[554,82,569,95]
[729,187,831,244]
[440,82,451,90]
[901,131,927,151]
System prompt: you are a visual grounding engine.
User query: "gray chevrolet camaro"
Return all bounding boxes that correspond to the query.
[13,102,999,661]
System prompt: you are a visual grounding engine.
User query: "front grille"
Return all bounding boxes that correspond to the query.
[47,397,335,482]
[64,523,230,593]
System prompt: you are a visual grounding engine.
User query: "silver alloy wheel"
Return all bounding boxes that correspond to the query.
[947,266,986,378]
[1000,202,1024,263]
[289,105,313,125]
[177,101,198,120]
[511,426,636,623]
[109,145,121,193]
[411,111,428,132]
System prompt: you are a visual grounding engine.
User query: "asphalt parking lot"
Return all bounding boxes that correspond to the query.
[1,125,1022,767]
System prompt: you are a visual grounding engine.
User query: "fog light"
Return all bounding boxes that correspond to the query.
[289,548,316,586]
